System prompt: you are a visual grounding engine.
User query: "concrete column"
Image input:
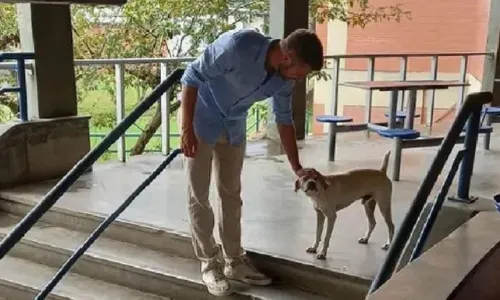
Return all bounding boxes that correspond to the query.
[482,0,500,104]
[267,0,309,140]
[16,3,78,119]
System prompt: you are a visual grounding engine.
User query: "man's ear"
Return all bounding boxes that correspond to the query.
[294,179,300,193]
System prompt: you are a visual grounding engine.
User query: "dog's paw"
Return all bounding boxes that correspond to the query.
[306,247,317,253]
[358,237,369,244]
[381,243,390,251]
[316,253,327,260]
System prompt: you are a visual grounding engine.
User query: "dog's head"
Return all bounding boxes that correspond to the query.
[294,174,328,197]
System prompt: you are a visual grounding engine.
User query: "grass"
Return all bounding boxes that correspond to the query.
[78,86,265,162]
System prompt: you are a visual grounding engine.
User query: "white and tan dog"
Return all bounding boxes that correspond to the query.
[294,151,394,260]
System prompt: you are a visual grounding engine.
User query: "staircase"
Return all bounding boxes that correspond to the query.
[0,196,370,300]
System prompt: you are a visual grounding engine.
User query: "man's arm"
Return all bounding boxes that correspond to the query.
[273,84,327,187]
[272,82,303,174]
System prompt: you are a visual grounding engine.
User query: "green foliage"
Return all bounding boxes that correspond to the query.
[0,0,411,153]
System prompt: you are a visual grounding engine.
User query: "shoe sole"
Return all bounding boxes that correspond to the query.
[227,276,272,286]
[203,280,233,297]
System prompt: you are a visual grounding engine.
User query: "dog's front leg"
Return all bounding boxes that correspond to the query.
[306,209,325,254]
[316,212,336,260]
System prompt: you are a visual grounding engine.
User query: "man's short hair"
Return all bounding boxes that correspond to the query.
[281,29,324,71]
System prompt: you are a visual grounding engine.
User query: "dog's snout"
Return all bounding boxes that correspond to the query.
[306,181,317,190]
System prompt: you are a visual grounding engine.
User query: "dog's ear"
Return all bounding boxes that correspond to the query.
[294,179,300,192]
[321,178,330,190]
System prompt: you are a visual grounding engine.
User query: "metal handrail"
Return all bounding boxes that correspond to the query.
[0,52,35,122]
[0,68,184,260]
[323,51,492,60]
[36,148,182,299]
[367,91,493,296]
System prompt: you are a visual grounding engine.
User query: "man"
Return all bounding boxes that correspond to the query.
[179,28,326,296]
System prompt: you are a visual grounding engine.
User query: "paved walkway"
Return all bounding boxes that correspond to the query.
[2,124,500,280]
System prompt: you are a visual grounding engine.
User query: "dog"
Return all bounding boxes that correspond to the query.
[294,151,394,260]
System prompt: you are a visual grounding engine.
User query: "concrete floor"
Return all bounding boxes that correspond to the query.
[1,123,500,281]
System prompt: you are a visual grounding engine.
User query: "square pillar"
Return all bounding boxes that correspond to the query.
[16,3,78,119]
[268,0,309,140]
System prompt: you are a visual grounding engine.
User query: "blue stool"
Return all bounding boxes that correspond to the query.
[376,128,421,140]
[481,106,498,151]
[484,106,500,115]
[316,115,353,161]
[375,128,421,181]
[384,111,421,119]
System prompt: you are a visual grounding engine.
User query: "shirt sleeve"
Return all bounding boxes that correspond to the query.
[181,33,236,88]
[272,81,294,125]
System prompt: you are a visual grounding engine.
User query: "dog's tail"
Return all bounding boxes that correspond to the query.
[380,151,391,174]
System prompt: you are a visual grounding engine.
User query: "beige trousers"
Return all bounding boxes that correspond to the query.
[179,113,246,262]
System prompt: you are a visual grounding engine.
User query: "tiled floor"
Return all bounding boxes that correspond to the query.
[1,124,499,280]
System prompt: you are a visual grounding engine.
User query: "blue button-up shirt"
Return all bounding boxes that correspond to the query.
[180,29,294,145]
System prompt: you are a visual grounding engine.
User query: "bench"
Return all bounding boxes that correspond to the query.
[316,115,353,161]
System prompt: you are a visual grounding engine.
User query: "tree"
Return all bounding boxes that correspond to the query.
[0,0,410,153]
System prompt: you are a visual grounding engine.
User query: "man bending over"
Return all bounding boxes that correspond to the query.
[179,28,326,297]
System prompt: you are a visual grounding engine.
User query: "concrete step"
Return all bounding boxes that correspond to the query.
[0,212,341,300]
[0,256,170,300]
[0,196,370,299]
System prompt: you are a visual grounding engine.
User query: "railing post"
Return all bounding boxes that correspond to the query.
[365,57,375,125]
[160,62,170,155]
[255,108,260,133]
[427,56,439,128]
[330,57,340,115]
[399,56,408,111]
[115,64,126,162]
[16,58,28,122]
[455,55,469,116]
[451,105,482,203]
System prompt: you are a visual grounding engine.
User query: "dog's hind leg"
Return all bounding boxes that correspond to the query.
[317,212,336,260]
[358,197,376,245]
[377,194,395,250]
[307,209,325,254]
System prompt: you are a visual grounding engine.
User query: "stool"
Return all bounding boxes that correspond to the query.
[484,106,500,115]
[376,128,421,140]
[384,111,421,119]
[482,106,499,150]
[316,115,353,161]
[385,111,421,128]
[375,128,421,181]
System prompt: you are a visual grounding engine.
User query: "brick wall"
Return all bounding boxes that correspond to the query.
[345,0,490,80]
[316,21,328,55]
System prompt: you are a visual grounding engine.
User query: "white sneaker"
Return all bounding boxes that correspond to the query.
[201,260,232,297]
[224,256,272,286]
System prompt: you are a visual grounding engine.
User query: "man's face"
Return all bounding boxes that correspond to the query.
[277,50,312,81]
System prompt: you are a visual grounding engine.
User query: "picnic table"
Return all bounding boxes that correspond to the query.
[339,80,470,181]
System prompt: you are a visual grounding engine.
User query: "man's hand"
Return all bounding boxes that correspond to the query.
[181,127,198,157]
[295,168,328,189]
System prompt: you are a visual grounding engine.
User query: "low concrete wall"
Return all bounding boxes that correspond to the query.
[367,211,500,300]
[0,117,90,189]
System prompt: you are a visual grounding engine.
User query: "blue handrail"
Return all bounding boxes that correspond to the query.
[0,52,35,122]
[367,91,493,295]
[0,68,184,259]
[36,148,182,299]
